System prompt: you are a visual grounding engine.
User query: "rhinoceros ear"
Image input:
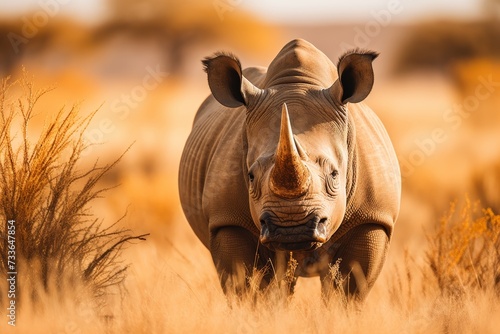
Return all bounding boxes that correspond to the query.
[329,50,378,105]
[202,53,261,108]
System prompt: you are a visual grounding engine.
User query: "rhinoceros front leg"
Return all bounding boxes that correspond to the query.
[321,223,389,302]
[210,226,273,295]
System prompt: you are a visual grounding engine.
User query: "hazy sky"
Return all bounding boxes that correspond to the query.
[242,0,483,23]
[0,0,484,24]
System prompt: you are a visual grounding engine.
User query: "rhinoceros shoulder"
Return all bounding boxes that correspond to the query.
[340,102,401,238]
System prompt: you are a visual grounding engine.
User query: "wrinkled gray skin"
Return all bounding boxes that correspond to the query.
[179,39,401,301]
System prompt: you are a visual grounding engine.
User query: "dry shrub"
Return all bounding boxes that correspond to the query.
[424,197,500,297]
[0,74,147,308]
[378,199,500,333]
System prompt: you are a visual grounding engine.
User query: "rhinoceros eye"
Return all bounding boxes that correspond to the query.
[326,169,339,196]
[248,171,261,199]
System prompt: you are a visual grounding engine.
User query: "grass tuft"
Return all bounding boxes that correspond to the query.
[424,196,500,298]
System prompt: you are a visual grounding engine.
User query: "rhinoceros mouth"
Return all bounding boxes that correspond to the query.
[259,216,328,251]
[264,240,324,252]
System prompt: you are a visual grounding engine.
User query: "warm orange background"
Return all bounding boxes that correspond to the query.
[1,0,499,332]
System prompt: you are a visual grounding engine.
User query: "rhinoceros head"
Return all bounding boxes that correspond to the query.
[202,40,377,252]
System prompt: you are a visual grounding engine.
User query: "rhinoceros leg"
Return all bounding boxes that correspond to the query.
[210,226,271,294]
[321,223,389,302]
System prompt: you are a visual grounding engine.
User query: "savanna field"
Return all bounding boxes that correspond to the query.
[1,1,500,333]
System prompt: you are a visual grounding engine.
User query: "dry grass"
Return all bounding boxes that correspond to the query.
[6,189,500,333]
[425,197,500,297]
[0,74,147,311]
[29,203,498,334]
[1,75,499,332]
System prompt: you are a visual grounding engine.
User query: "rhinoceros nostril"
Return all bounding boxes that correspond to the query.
[319,218,327,225]
[260,222,272,244]
[259,212,273,226]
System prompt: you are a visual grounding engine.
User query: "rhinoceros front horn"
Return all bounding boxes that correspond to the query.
[270,103,311,198]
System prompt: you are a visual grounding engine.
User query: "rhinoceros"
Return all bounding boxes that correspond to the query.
[179,39,401,301]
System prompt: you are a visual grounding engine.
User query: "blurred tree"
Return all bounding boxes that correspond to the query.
[392,0,500,82]
[0,18,89,77]
[94,0,279,76]
[0,0,279,77]
[392,20,500,81]
[0,22,22,75]
[0,21,55,76]
[482,0,500,20]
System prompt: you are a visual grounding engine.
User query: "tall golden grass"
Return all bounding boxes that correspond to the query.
[425,198,500,296]
[0,77,499,332]
[23,196,498,333]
